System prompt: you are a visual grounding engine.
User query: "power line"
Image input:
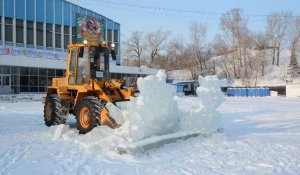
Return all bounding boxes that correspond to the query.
[122,25,134,33]
[121,33,141,45]
[67,0,298,23]
[68,1,226,21]
[120,33,130,40]
[99,4,221,20]
[70,0,300,19]
[69,2,267,22]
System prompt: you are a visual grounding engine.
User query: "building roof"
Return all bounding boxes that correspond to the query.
[64,0,119,24]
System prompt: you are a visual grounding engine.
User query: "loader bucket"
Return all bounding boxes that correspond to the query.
[100,107,121,129]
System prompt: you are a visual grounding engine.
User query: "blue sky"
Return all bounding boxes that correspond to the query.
[69,0,300,43]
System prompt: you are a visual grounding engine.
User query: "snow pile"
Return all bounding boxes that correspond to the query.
[48,124,70,139]
[180,75,225,133]
[62,126,122,152]
[123,70,180,141]
[0,94,45,102]
[105,102,126,124]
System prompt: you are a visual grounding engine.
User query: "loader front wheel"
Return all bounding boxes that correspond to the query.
[75,97,103,134]
[44,94,66,126]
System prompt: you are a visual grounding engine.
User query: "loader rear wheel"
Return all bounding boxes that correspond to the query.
[44,94,66,126]
[75,96,103,134]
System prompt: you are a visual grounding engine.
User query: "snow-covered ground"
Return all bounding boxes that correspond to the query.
[0,95,300,175]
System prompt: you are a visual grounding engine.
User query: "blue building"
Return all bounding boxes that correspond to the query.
[0,0,121,54]
[0,0,159,94]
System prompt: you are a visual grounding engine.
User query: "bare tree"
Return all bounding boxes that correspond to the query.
[122,31,144,67]
[212,34,230,56]
[221,9,246,68]
[178,46,199,80]
[254,31,269,50]
[253,31,270,76]
[288,18,300,69]
[211,35,233,78]
[166,36,185,70]
[144,28,171,67]
[189,21,207,72]
[220,8,251,83]
[266,11,293,66]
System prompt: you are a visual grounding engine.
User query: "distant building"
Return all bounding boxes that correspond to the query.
[170,80,198,96]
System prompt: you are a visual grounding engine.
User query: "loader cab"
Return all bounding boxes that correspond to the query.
[67,43,116,85]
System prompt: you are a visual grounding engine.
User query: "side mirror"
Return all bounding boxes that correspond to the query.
[111,50,116,60]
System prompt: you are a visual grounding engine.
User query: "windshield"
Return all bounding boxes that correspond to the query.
[89,46,106,71]
[89,46,109,81]
[76,46,108,84]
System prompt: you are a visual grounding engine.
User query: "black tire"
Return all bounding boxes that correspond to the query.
[75,96,103,134]
[44,94,66,126]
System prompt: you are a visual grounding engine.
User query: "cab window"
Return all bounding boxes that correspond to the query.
[76,47,89,84]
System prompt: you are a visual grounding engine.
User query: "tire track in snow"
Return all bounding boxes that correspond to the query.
[0,138,37,174]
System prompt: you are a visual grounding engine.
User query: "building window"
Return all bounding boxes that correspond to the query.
[36,22,44,46]
[30,87,38,92]
[27,21,34,45]
[64,26,69,49]
[48,69,55,76]
[39,77,47,86]
[107,29,112,42]
[46,24,53,47]
[11,66,19,74]
[111,73,115,79]
[114,43,119,55]
[5,18,13,42]
[116,73,121,79]
[72,27,76,44]
[39,68,47,76]
[114,30,118,43]
[0,19,2,41]
[113,30,119,55]
[56,69,64,77]
[1,66,10,74]
[39,87,46,92]
[11,75,19,86]
[30,68,38,75]
[20,67,29,75]
[20,76,29,86]
[55,25,61,48]
[29,76,38,86]
[16,20,24,43]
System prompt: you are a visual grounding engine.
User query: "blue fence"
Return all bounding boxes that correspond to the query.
[227,88,270,97]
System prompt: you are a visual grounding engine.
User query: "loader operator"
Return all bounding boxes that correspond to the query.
[90,54,99,70]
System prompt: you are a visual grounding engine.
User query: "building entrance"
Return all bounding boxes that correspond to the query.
[0,75,11,94]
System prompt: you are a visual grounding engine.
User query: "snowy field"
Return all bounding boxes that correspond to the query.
[0,95,300,175]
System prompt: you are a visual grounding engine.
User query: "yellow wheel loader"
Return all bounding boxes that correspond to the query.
[42,42,135,134]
